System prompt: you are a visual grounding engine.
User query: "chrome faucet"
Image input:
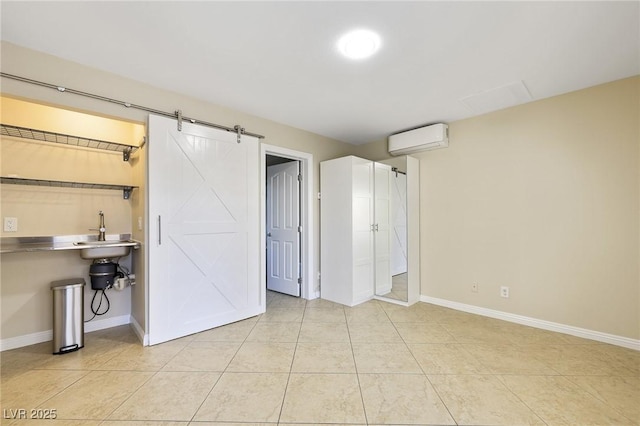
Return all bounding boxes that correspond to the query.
[91,210,106,241]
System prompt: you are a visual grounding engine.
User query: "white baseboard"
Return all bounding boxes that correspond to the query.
[421,296,640,351]
[84,314,131,333]
[1,314,131,352]
[130,315,149,346]
[0,330,53,352]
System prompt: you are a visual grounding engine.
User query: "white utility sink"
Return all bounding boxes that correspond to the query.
[74,240,136,260]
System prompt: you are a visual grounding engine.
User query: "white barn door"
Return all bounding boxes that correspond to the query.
[148,115,262,345]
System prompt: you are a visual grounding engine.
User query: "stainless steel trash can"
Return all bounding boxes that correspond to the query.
[51,278,85,355]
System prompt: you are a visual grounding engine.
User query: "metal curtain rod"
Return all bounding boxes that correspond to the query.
[0,72,265,140]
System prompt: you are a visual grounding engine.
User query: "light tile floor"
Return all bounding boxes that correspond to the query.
[1,291,639,425]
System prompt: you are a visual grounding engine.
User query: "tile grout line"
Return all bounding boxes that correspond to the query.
[187,316,260,423]
[346,307,370,426]
[275,295,307,424]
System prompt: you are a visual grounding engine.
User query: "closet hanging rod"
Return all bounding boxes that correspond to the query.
[0,72,265,139]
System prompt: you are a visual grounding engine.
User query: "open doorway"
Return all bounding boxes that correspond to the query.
[260,144,315,302]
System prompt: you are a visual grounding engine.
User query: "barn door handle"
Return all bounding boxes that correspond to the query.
[158,215,162,245]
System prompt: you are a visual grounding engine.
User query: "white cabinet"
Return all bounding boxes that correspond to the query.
[320,156,392,306]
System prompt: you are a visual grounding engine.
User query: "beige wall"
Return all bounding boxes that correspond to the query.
[359,77,639,340]
[1,42,355,341]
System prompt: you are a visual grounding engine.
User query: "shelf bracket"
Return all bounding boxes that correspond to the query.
[122,146,133,162]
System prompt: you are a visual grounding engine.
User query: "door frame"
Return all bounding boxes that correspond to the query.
[261,144,315,300]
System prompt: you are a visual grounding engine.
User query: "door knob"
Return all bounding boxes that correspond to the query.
[267,232,272,237]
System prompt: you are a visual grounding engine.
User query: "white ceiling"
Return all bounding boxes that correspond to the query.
[1,1,638,145]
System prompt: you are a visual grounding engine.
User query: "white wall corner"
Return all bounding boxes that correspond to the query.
[421,296,640,351]
[130,315,149,346]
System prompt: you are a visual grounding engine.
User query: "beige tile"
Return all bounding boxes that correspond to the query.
[428,306,482,324]
[345,309,391,323]
[568,375,640,423]
[1,369,88,410]
[359,373,455,425]
[529,344,638,376]
[298,321,350,342]
[108,371,219,421]
[40,370,152,420]
[185,423,272,426]
[303,307,346,323]
[161,341,240,372]
[99,339,189,371]
[462,344,559,375]
[193,372,288,423]
[0,342,54,380]
[226,342,295,372]
[381,304,436,323]
[193,319,256,342]
[347,322,402,343]
[589,343,640,376]
[245,321,301,342]
[305,298,345,309]
[352,343,422,373]
[101,422,186,426]
[393,322,456,343]
[3,420,101,426]
[267,293,307,308]
[274,424,363,426]
[291,342,356,373]
[501,375,635,425]
[37,336,126,371]
[280,373,366,424]
[429,374,545,425]
[496,323,575,345]
[259,307,304,322]
[344,303,391,324]
[439,321,514,344]
[408,343,490,374]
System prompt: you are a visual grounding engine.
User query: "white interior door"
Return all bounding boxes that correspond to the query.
[148,115,262,345]
[374,163,392,295]
[266,161,301,297]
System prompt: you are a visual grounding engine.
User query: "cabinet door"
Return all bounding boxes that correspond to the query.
[148,115,262,345]
[352,159,375,304]
[374,163,392,295]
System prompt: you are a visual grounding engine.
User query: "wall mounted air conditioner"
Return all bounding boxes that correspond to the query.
[388,123,448,156]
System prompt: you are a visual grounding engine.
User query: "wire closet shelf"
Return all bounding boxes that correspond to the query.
[0,123,140,160]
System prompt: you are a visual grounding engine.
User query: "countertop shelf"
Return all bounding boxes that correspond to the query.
[1,234,140,254]
[1,123,141,161]
[1,176,138,199]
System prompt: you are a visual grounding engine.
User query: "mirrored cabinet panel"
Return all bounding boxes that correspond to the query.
[376,155,420,305]
[320,155,419,307]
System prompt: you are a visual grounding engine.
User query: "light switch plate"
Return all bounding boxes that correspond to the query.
[4,217,18,232]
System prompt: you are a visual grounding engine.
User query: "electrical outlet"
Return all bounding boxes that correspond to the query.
[138,216,143,231]
[471,283,478,293]
[4,217,18,232]
[500,286,510,298]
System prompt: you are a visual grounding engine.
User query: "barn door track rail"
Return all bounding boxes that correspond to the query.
[0,72,264,142]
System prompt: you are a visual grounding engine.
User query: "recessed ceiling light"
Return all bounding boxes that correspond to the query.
[337,29,381,60]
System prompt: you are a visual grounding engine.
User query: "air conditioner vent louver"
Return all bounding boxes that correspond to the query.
[388,123,448,156]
